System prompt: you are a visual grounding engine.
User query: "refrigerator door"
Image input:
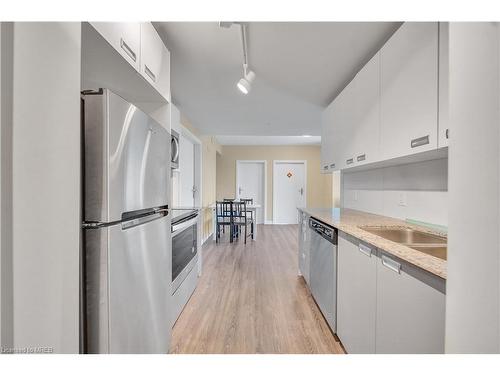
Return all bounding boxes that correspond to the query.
[83,89,170,223]
[85,213,171,353]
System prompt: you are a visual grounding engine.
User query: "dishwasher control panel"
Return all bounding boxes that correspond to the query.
[309,218,337,244]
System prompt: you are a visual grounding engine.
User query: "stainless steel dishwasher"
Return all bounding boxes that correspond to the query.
[309,217,338,332]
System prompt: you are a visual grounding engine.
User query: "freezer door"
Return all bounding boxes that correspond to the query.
[83,89,170,222]
[86,213,171,354]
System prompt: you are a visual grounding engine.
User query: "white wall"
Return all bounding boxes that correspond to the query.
[11,23,81,353]
[342,158,448,226]
[446,22,500,353]
[0,21,14,351]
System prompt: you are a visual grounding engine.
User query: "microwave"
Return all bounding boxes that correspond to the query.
[171,129,179,169]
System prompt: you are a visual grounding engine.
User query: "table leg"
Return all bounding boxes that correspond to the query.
[212,208,217,241]
[253,208,258,240]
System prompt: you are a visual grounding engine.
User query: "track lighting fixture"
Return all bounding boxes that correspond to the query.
[219,21,256,95]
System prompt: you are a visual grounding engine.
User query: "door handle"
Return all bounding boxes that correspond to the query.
[144,64,156,82]
[411,135,430,148]
[358,243,372,257]
[238,187,242,195]
[381,255,401,274]
[299,188,304,196]
[120,38,137,62]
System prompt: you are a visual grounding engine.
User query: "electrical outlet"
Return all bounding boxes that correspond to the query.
[353,191,358,201]
[398,192,407,207]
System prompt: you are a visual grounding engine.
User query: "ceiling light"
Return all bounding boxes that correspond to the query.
[302,135,313,138]
[237,70,255,95]
[220,22,256,96]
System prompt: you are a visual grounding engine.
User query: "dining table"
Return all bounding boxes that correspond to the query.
[209,203,262,241]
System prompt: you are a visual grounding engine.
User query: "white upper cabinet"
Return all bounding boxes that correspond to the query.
[349,53,380,167]
[337,78,357,169]
[320,22,443,171]
[380,22,439,160]
[321,101,334,173]
[322,49,380,171]
[140,23,171,102]
[90,22,171,102]
[90,22,141,72]
[438,22,449,148]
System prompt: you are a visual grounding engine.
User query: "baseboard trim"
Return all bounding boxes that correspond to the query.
[264,220,273,225]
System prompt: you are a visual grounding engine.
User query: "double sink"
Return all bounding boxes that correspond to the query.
[360,227,447,260]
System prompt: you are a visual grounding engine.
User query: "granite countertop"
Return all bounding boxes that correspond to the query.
[298,207,447,280]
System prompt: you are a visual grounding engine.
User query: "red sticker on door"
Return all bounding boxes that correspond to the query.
[287,172,292,178]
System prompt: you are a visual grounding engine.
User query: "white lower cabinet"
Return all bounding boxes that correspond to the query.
[337,232,377,353]
[375,251,445,354]
[337,231,446,354]
[298,211,311,285]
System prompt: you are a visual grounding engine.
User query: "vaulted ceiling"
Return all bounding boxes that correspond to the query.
[155,22,401,136]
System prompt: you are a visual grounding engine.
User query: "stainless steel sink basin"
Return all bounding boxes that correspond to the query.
[360,227,446,245]
[408,245,447,261]
[359,226,447,261]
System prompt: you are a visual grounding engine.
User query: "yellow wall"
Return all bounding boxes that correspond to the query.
[216,145,332,221]
[180,116,221,240]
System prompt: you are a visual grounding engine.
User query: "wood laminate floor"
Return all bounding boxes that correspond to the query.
[170,224,345,354]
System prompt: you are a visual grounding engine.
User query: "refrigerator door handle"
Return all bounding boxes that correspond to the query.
[82,220,122,229]
[122,211,168,230]
[83,206,169,230]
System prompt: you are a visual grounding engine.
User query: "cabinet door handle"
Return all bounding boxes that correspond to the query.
[381,255,401,274]
[445,129,449,139]
[144,64,156,82]
[411,135,430,148]
[330,163,336,169]
[120,38,137,62]
[358,243,372,257]
[323,165,329,170]
[357,154,366,162]
[346,158,354,165]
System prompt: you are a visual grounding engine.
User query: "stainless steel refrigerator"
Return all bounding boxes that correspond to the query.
[81,89,171,353]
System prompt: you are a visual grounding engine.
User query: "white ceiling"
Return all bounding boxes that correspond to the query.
[216,135,321,146]
[155,22,401,137]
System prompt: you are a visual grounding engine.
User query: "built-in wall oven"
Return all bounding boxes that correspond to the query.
[171,210,198,293]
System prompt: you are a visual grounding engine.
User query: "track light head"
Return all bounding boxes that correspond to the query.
[237,70,255,95]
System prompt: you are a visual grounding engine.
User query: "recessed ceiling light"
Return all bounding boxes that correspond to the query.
[302,135,313,138]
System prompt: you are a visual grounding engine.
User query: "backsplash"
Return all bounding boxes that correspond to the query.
[341,158,448,226]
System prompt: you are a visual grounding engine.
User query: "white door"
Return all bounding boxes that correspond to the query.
[236,161,265,224]
[273,161,306,224]
[179,135,195,207]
